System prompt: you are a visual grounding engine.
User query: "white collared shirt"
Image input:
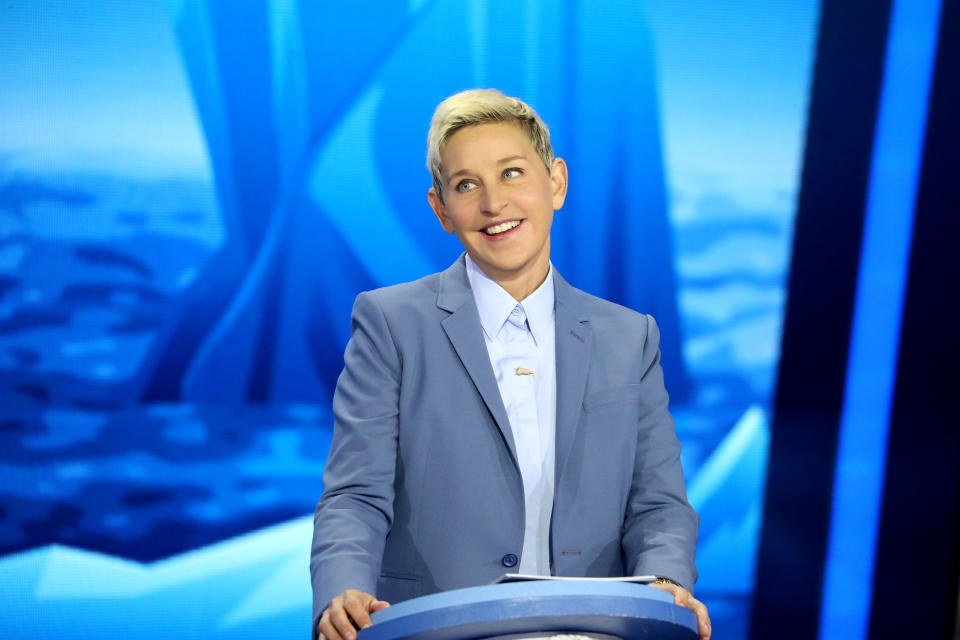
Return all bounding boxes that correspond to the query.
[465,254,557,575]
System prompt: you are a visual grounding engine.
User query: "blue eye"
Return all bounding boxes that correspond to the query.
[503,168,522,179]
[456,180,476,193]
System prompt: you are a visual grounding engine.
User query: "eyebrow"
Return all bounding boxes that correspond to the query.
[445,155,529,184]
[496,154,527,165]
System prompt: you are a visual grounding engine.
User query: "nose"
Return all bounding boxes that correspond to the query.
[480,182,508,215]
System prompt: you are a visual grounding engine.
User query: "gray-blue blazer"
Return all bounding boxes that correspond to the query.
[311,255,698,625]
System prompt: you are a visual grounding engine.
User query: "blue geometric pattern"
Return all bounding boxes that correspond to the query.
[0,2,820,638]
[0,518,315,639]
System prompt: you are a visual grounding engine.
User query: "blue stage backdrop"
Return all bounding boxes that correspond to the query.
[0,2,819,638]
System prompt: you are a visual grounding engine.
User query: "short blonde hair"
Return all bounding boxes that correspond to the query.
[426,89,554,200]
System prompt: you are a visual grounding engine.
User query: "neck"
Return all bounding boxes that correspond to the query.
[497,263,550,301]
[466,240,552,301]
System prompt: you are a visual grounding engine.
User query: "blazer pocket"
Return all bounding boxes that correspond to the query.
[377,572,421,604]
[582,384,644,411]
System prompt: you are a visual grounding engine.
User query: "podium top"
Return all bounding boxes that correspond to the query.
[362,580,698,640]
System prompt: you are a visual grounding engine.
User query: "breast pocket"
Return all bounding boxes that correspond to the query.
[582,384,644,412]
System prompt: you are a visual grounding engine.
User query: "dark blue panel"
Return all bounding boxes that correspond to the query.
[818,0,942,636]
[869,0,960,634]
[751,0,892,637]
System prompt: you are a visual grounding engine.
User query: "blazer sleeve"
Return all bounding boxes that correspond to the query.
[310,291,401,631]
[621,314,700,591]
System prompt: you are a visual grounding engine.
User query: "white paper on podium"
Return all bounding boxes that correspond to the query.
[492,574,657,584]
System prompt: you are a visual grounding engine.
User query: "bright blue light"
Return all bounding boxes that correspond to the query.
[818,0,942,638]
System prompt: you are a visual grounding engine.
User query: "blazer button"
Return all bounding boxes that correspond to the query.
[501,553,518,568]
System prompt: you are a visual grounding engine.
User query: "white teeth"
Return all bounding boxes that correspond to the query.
[484,220,521,235]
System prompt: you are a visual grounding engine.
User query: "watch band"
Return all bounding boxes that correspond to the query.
[652,576,682,588]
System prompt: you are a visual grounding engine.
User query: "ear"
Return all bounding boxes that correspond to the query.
[428,188,455,234]
[550,157,568,210]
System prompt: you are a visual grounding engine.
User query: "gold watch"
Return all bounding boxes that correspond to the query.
[652,576,682,587]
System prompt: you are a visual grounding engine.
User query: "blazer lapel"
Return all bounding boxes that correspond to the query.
[553,273,592,484]
[437,257,519,466]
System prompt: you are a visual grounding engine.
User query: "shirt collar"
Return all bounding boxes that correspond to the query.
[465,254,555,345]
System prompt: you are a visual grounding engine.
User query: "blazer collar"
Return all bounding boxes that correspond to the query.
[551,270,593,484]
[437,255,519,467]
[436,254,473,312]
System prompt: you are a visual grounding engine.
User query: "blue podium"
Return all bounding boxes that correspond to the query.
[361,580,698,640]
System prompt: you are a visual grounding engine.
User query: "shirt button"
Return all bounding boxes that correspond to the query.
[501,553,519,568]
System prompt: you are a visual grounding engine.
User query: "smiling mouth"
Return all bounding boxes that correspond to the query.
[483,220,521,236]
